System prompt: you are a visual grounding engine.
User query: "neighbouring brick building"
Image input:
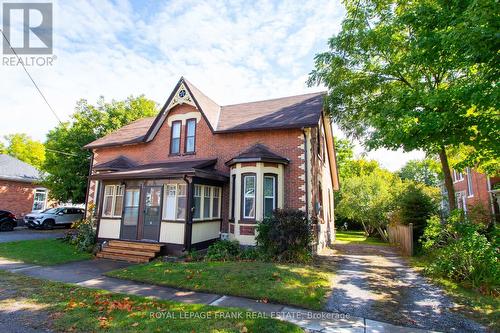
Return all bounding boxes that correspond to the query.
[85,77,339,259]
[0,154,50,219]
[451,167,500,219]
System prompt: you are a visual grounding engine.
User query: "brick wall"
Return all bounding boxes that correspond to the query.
[91,104,307,231]
[0,180,37,218]
[453,169,499,213]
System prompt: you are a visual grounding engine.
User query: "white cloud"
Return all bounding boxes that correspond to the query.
[0,0,422,170]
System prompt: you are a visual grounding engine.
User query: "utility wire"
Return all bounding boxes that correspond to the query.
[45,148,79,157]
[0,28,62,124]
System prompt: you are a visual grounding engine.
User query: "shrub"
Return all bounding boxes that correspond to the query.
[205,240,240,261]
[256,209,313,263]
[64,215,96,253]
[421,210,499,293]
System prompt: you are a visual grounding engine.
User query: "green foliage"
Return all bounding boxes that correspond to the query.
[43,96,157,203]
[0,141,6,154]
[398,159,442,187]
[422,211,499,292]
[205,240,241,262]
[256,209,313,263]
[3,133,45,169]
[64,215,96,253]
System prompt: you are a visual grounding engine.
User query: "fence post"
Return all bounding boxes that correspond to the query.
[408,223,413,256]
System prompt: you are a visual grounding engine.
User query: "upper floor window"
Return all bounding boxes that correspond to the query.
[185,119,196,153]
[453,169,464,182]
[103,184,124,217]
[466,168,474,197]
[242,174,256,219]
[170,121,181,155]
[263,174,277,218]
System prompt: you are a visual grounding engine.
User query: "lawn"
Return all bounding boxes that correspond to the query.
[0,270,301,333]
[335,230,389,246]
[106,261,333,310]
[411,257,499,331]
[0,239,92,265]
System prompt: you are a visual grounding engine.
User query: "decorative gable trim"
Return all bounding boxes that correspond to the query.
[165,82,197,112]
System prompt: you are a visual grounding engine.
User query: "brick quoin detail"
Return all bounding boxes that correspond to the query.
[92,104,307,232]
[239,225,255,236]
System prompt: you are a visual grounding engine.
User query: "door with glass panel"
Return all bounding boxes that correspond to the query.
[140,186,163,241]
[120,188,140,240]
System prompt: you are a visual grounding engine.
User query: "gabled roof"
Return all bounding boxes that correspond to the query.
[93,155,137,171]
[225,144,289,166]
[84,77,325,149]
[91,159,227,182]
[0,154,42,183]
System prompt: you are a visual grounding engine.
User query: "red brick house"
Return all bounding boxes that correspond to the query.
[84,78,339,260]
[0,154,50,219]
[451,167,499,219]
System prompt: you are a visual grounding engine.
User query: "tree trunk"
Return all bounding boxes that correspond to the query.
[438,146,456,210]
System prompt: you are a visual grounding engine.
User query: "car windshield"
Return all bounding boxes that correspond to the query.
[44,208,60,214]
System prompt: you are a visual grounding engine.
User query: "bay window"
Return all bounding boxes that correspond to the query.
[185,119,196,153]
[242,174,256,219]
[102,185,124,217]
[263,174,277,218]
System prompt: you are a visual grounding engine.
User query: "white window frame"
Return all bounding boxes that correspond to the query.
[162,184,187,221]
[453,170,464,183]
[263,175,276,217]
[193,185,222,221]
[102,185,124,218]
[243,175,256,219]
[212,187,221,219]
[32,188,48,211]
[456,191,467,213]
[466,168,474,197]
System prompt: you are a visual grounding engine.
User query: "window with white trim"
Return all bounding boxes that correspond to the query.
[243,174,256,219]
[162,184,187,221]
[32,189,47,211]
[263,175,276,218]
[456,191,467,212]
[466,168,474,197]
[453,170,464,182]
[193,185,222,221]
[102,185,124,217]
[185,119,196,153]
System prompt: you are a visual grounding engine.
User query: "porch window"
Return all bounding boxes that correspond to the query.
[263,174,277,218]
[123,188,140,225]
[102,185,124,218]
[193,185,202,219]
[162,184,187,221]
[170,121,181,154]
[203,186,211,218]
[185,119,196,153]
[212,187,220,218]
[32,189,47,211]
[242,174,256,219]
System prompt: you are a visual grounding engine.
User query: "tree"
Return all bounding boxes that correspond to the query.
[398,159,441,187]
[3,133,45,169]
[0,141,6,154]
[309,0,499,210]
[44,96,158,203]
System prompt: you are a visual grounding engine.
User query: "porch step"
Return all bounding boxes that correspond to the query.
[96,252,151,263]
[96,240,163,263]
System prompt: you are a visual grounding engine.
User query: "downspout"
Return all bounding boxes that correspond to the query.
[183,175,193,252]
[302,129,309,218]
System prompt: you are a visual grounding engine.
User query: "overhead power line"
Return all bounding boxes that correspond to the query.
[0,28,62,124]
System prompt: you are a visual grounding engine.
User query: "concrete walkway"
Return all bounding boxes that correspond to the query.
[0,228,66,243]
[325,244,485,333]
[0,257,439,333]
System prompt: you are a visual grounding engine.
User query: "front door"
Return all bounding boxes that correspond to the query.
[139,186,162,241]
[121,188,141,240]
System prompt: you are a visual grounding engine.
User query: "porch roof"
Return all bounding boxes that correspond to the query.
[90,159,228,182]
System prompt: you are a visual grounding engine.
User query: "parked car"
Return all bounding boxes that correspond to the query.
[25,207,84,229]
[0,210,17,231]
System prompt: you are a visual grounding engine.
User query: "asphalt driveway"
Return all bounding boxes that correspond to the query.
[0,228,66,243]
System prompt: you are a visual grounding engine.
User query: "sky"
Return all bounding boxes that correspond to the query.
[0,0,424,171]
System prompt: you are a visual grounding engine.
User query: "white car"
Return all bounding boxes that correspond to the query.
[25,207,84,229]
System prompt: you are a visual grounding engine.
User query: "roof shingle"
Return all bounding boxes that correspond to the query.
[0,154,42,183]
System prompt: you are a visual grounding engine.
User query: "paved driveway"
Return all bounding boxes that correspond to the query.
[324,243,485,333]
[0,228,66,243]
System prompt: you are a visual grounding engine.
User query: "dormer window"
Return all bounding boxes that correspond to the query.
[170,121,181,155]
[185,118,196,153]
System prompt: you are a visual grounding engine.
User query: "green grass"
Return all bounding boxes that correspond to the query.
[0,270,301,333]
[335,230,389,246]
[0,239,92,265]
[106,261,332,310]
[411,257,499,330]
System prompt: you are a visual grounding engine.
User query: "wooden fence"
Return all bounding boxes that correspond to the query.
[387,223,413,256]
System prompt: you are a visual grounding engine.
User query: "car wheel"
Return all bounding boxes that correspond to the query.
[43,220,55,230]
[0,223,12,232]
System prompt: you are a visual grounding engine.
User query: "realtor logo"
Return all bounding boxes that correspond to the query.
[2,2,53,54]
